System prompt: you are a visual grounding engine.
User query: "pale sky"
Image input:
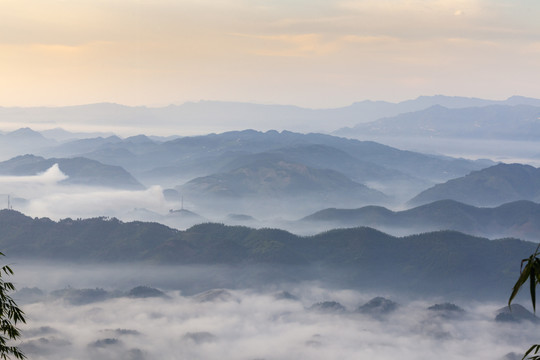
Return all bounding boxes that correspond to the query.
[1,0,540,108]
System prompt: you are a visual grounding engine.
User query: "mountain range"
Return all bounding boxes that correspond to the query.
[176,159,391,213]
[179,155,389,205]
[2,95,540,135]
[301,199,540,241]
[38,129,491,190]
[409,163,540,207]
[4,101,540,224]
[0,209,534,300]
[336,104,540,140]
[0,127,511,218]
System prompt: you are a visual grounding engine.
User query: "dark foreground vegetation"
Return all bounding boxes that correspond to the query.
[0,209,535,300]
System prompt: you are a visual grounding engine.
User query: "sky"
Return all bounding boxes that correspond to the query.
[1,0,540,108]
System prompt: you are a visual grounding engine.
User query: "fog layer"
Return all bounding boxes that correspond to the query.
[17,281,534,360]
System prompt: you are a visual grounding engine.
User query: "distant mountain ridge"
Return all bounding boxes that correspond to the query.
[221,144,423,186]
[0,127,496,218]
[179,156,389,206]
[2,95,539,135]
[25,129,493,217]
[44,129,491,185]
[408,163,540,207]
[335,104,540,140]
[0,128,57,161]
[301,199,540,241]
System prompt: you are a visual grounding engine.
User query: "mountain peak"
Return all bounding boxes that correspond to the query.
[8,127,44,139]
[124,135,154,144]
[408,163,540,207]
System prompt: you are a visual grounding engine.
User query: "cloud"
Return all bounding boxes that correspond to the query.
[341,35,399,44]
[0,164,172,220]
[338,0,480,16]
[0,164,70,200]
[1,0,540,108]
[13,270,539,360]
[231,33,340,57]
[24,185,169,220]
[0,164,68,185]
[524,42,540,54]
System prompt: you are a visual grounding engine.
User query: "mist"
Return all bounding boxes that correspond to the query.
[1,172,323,232]
[346,136,540,168]
[0,165,394,234]
[11,262,535,360]
[0,165,169,221]
[9,184,171,222]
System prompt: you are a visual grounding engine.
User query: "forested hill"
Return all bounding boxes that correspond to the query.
[0,210,534,299]
[300,199,540,241]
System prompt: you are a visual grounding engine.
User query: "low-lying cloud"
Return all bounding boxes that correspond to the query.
[17,286,535,360]
[0,164,67,185]
[10,262,539,360]
[24,185,169,220]
[0,164,68,199]
[0,166,171,220]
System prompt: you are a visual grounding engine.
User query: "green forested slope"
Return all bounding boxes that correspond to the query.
[0,210,534,299]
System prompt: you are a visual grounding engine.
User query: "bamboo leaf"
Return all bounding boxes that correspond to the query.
[524,345,540,360]
[532,267,537,313]
[510,259,534,306]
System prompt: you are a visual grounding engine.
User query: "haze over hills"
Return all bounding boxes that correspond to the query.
[1,100,539,360]
[409,163,540,207]
[336,104,540,140]
[0,128,58,160]
[6,0,540,355]
[0,126,513,222]
[301,199,540,241]
[0,209,535,300]
[222,144,425,186]
[0,113,535,360]
[38,128,115,142]
[2,95,540,135]
[178,156,389,209]
[0,101,537,219]
[0,154,144,190]
[210,147,431,205]
[39,129,492,185]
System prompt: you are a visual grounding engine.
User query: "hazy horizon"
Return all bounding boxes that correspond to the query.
[0,94,533,110]
[2,1,540,108]
[3,2,540,358]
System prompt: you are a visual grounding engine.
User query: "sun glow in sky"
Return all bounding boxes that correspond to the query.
[1,0,540,108]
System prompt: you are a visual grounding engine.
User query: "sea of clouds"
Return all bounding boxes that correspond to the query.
[12,278,537,360]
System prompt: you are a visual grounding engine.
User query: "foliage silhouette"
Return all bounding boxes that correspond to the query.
[0,252,25,359]
[509,244,540,360]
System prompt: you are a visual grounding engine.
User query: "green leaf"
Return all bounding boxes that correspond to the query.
[523,344,540,360]
[531,267,537,313]
[509,258,534,307]
[0,252,26,359]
